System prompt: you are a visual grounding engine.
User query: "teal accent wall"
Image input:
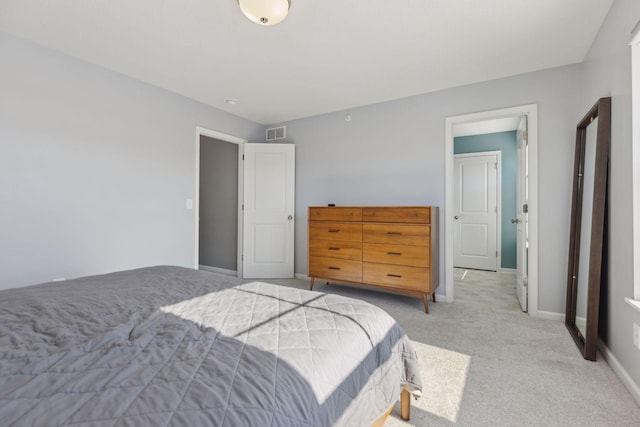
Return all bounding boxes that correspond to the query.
[454,131,517,269]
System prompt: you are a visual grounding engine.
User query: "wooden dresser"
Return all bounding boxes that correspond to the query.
[308,206,439,313]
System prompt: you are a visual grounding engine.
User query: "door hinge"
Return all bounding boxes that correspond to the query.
[242,154,245,160]
[496,251,499,257]
[523,203,528,213]
[494,162,498,169]
[523,130,528,140]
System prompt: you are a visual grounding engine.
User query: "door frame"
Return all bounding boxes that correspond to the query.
[445,104,539,316]
[195,126,247,277]
[516,116,529,311]
[453,150,502,272]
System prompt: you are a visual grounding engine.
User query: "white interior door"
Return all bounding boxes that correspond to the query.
[453,153,498,271]
[242,143,295,278]
[516,117,529,311]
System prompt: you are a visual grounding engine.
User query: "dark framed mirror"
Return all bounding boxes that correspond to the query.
[565,97,611,361]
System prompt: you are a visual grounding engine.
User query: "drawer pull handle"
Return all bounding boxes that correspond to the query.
[387,232,402,236]
[387,252,402,256]
[328,247,341,251]
[328,229,340,233]
[328,266,341,270]
[387,273,402,278]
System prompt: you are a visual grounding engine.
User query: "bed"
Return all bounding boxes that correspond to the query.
[0,266,422,426]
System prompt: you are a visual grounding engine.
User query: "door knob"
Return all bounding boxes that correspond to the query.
[288,215,293,221]
[454,216,459,220]
[511,218,521,224]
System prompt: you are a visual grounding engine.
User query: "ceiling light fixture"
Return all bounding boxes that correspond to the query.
[238,0,290,26]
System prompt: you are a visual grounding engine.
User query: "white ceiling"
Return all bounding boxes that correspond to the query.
[0,0,614,125]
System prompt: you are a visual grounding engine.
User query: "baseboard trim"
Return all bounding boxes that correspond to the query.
[536,310,565,321]
[598,340,640,406]
[199,265,237,277]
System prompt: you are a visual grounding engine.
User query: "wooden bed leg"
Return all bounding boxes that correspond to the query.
[432,292,436,303]
[422,293,429,314]
[309,278,315,291]
[400,389,411,421]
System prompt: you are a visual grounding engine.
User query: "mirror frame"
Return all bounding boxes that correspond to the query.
[565,97,611,361]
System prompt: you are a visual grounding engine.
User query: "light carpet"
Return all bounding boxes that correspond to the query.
[268,269,640,426]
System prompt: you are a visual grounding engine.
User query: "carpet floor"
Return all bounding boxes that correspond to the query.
[267,269,640,426]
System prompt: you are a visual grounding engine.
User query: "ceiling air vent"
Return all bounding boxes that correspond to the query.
[266,126,286,142]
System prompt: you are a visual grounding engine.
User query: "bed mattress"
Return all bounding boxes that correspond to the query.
[0,266,422,426]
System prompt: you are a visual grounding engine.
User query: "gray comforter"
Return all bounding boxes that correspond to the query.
[0,266,422,426]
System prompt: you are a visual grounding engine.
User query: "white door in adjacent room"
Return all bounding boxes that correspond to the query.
[453,152,499,271]
[242,143,295,278]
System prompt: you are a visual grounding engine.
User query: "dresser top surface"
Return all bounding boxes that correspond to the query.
[308,206,437,209]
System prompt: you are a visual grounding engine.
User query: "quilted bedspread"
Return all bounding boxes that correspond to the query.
[0,266,422,426]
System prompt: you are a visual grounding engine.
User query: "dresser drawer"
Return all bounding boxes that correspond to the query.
[309,207,362,222]
[309,222,362,242]
[363,207,430,223]
[363,263,430,292]
[309,257,362,283]
[363,243,430,267]
[363,224,429,246]
[310,239,362,260]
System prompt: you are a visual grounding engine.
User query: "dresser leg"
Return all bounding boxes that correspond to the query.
[422,293,429,314]
[309,278,315,291]
[432,292,436,303]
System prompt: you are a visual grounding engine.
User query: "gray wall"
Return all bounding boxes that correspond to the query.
[280,65,580,313]
[199,136,238,271]
[579,0,640,396]
[0,32,263,289]
[454,131,518,269]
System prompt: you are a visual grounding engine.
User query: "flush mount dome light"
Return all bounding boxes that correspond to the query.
[238,0,290,26]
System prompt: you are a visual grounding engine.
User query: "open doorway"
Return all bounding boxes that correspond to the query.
[195,128,295,280]
[195,127,246,277]
[445,105,538,316]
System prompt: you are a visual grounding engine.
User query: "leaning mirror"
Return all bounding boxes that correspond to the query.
[565,97,611,361]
